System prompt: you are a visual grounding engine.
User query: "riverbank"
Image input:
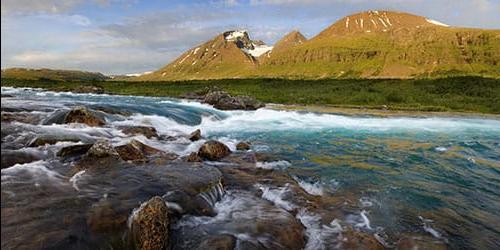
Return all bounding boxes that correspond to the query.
[2,76,499,114]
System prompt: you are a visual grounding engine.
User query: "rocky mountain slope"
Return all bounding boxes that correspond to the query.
[138,10,500,80]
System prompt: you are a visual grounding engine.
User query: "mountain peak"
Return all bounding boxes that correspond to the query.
[316,10,450,38]
[272,30,307,53]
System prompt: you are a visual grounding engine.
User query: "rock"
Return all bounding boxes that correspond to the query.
[87,200,128,233]
[1,112,42,124]
[1,150,41,168]
[28,135,82,147]
[1,94,14,98]
[72,85,104,94]
[120,126,159,139]
[57,144,93,158]
[129,139,163,155]
[115,143,147,162]
[343,230,385,250]
[86,140,119,159]
[185,152,202,162]
[188,129,202,141]
[195,234,236,250]
[64,107,105,127]
[198,140,231,161]
[203,91,264,111]
[236,141,251,151]
[129,196,169,250]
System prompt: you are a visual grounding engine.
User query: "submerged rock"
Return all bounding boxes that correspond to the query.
[57,144,94,158]
[188,129,202,141]
[1,112,42,124]
[64,107,106,126]
[185,152,202,162]
[120,126,159,139]
[129,196,169,250]
[195,234,236,250]
[87,200,128,233]
[198,140,231,161]
[28,134,82,147]
[236,141,251,151]
[1,150,42,168]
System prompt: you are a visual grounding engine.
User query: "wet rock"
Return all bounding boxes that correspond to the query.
[28,135,82,147]
[129,196,169,250]
[396,234,447,250]
[129,139,163,155]
[87,200,128,233]
[64,107,106,126]
[115,143,147,162]
[1,150,41,168]
[86,140,119,159]
[120,126,159,139]
[198,140,231,161]
[236,141,251,151]
[188,129,202,141]
[1,94,14,98]
[343,230,385,250]
[195,234,236,250]
[185,152,202,162]
[57,144,93,158]
[1,112,42,124]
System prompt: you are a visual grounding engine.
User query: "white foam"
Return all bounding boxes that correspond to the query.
[69,170,86,191]
[256,160,291,170]
[257,183,296,211]
[296,209,344,250]
[1,160,65,185]
[293,177,324,196]
[435,146,448,152]
[347,210,372,230]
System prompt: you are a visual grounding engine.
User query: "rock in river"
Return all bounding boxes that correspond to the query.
[86,140,120,159]
[188,129,202,141]
[120,126,159,139]
[64,107,106,126]
[203,91,264,111]
[236,141,251,151]
[128,196,170,250]
[198,140,231,161]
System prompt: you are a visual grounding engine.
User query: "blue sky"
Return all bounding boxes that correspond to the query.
[2,0,499,74]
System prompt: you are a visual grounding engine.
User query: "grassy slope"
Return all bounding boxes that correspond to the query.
[0,68,108,81]
[2,77,499,114]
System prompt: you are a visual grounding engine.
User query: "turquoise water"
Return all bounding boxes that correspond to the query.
[2,87,500,249]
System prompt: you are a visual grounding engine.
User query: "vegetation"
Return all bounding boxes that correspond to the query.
[0,68,109,82]
[2,77,499,114]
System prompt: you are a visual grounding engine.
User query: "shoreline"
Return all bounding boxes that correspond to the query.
[266,103,500,119]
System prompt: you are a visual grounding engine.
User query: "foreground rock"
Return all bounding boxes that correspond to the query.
[119,126,159,139]
[57,144,94,158]
[115,139,178,163]
[198,140,231,161]
[236,141,251,151]
[185,152,202,162]
[128,196,170,250]
[43,107,106,126]
[28,134,83,147]
[87,140,120,158]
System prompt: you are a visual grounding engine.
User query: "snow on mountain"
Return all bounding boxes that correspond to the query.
[125,71,153,77]
[426,19,449,27]
[242,43,273,57]
[224,30,247,41]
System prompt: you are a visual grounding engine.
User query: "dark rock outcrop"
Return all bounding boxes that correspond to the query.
[115,143,147,162]
[195,234,236,250]
[188,129,202,141]
[1,150,42,168]
[128,196,169,250]
[119,126,159,139]
[198,140,231,161]
[185,152,202,162]
[86,140,119,159]
[72,85,105,94]
[203,91,264,111]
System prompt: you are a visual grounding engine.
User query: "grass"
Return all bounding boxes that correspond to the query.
[1,76,500,114]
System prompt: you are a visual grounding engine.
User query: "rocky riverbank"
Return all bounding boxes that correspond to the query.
[1,89,454,249]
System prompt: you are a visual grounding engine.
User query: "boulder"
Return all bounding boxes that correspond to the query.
[188,129,202,141]
[198,140,231,161]
[129,196,169,250]
[1,94,14,98]
[195,234,236,250]
[115,143,147,162]
[64,107,105,127]
[185,152,202,162]
[87,200,128,233]
[236,141,251,151]
[203,91,264,111]
[72,85,104,94]
[57,144,94,158]
[1,150,41,169]
[86,140,119,159]
[120,126,159,139]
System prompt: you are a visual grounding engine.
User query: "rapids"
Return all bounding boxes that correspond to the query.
[1,87,499,249]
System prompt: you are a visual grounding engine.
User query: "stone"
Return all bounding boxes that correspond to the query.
[236,141,251,151]
[195,234,236,250]
[129,196,169,250]
[186,152,202,162]
[64,107,105,127]
[198,140,231,161]
[1,150,41,169]
[86,140,119,159]
[28,135,81,147]
[115,143,147,162]
[188,129,202,141]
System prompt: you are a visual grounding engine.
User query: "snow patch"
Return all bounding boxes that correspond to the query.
[242,44,273,57]
[125,71,153,77]
[193,47,200,54]
[225,30,247,41]
[426,19,449,27]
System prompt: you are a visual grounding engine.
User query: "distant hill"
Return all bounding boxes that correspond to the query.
[137,10,499,80]
[1,68,109,81]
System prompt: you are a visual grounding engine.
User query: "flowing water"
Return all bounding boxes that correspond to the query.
[1,87,500,249]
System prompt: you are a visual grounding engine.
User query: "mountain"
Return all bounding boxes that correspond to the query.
[1,68,109,81]
[137,30,272,81]
[139,10,500,80]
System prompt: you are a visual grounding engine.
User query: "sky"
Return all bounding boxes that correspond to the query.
[2,0,499,75]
